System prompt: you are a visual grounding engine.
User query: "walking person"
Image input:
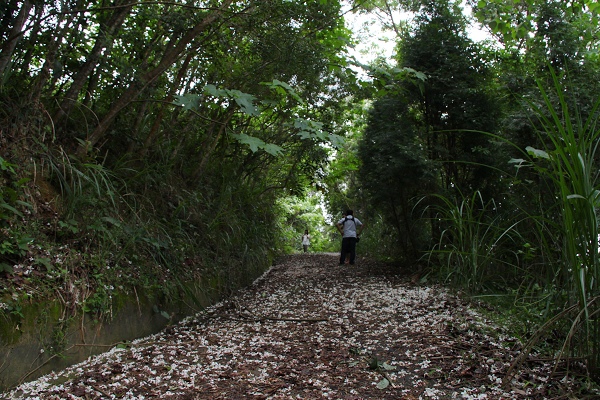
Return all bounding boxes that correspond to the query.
[301,229,311,253]
[336,209,364,266]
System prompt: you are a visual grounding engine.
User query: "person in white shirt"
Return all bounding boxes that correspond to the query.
[336,209,364,265]
[301,230,311,253]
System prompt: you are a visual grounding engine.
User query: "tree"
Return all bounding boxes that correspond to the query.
[0,0,356,337]
[357,0,503,262]
[397,0,503,195]
[359,96,435,260]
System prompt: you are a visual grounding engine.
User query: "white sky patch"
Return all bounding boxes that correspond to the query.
[343,2,494,66]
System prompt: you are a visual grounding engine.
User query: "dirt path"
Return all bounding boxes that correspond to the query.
[3,254,595,399]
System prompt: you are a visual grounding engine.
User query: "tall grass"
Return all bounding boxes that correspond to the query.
[525,70,600,373]
[419,70,600,377]
[43,148,120,219]
[424,190,520,291]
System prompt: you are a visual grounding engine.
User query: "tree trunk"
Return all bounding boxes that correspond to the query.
[30,3,81,105]
[78,0,238,158]
[193,107,236,181]
[139,54,193,157]
[18,3,44,78]
[53,0,133,126]
[0,0,32,76]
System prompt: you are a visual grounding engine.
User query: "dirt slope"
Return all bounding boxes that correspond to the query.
[3,253,597,399]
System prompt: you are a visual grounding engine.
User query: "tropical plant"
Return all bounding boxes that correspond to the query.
[0,157,32,272]
[518,69,600,373]
[423,190,520,291]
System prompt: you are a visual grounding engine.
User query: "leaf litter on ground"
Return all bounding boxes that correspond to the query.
[3,253,599,399]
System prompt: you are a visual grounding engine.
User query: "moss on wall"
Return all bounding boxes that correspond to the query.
[0,279,225,391]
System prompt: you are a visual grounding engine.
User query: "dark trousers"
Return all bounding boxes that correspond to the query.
[340,237,358,265]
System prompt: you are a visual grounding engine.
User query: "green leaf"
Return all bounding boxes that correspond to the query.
[509,158,528,169]
[203,84,226,97]
[231,133,263,152]
[227,89,260,116]
[591,190,600,206]
[102,217,122,227]
[173,94,202,110]
[202,85,261,116]
[34,257,54,271]
[294,119,311,131]
[589,2,600,14]
[0,203,23,218]
[328,133,345,148]
[261,79,304,104]
[526,146,550,160]
[0,157,16,174]
[231,133,283,156]
[376,378,390,389]
[0,263,13,273]
[263,143,283,157]
[16,178,31,187]
[17,237,32,251]
[297,131,312,140]
[15,200,32,209]
[368,356,379,370]
[293,118,336,144]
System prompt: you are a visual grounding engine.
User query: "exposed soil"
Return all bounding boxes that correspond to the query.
[3,253,598,399]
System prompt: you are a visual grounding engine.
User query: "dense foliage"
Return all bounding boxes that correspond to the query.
[354,0,600,381]
[3,0,600,387]
[0,0,355,317]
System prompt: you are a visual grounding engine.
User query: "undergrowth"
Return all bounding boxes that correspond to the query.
[0,149,282,323]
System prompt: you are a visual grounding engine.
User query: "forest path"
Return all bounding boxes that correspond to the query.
[4,253,589,399]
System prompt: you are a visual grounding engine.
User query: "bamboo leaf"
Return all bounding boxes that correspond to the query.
[102,217,122,227]
[0,203,23,217]
[508,158,528,168]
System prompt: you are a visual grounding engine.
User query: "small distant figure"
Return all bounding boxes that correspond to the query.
[336,209,364,266]
[301,229,311,253]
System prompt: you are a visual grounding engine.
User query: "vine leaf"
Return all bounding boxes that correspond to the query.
[230,133,283,156]
[261,79,304,104]
[173,94,202,110]
[231,133,263,152]
[227,89,259,116]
